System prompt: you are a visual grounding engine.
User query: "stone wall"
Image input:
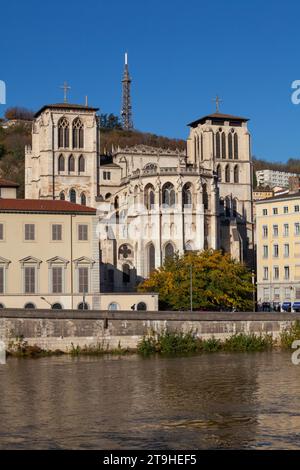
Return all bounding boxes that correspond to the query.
[0,309,298,352]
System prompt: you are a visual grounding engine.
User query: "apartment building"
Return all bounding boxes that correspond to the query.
[256,169,298,188]
[256,192,300,311]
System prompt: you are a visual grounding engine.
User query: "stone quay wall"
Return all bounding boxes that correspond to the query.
[0,310,298,352]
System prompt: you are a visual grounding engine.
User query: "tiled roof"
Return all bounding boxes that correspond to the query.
[188,112,249,127]
[256,191,300,203]
[34,103,99,117]
[0,178,19,188]
[0,199,96,214]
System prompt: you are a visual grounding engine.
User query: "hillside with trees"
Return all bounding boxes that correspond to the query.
[1,107,299,196]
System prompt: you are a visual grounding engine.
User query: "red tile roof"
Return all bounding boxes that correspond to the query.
[0,178,19,188]
[0,199,96,214]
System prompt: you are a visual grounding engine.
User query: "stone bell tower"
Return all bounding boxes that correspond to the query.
[25,102,100,208]
[186,109,254,265]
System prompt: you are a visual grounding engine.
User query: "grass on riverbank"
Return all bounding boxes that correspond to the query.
[280,320,300,349]
[137,330,274,356]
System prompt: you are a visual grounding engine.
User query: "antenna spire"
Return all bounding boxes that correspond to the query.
[212,94,222,113]
[121,52,133,130]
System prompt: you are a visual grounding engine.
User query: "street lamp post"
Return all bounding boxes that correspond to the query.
[40,296,52,308]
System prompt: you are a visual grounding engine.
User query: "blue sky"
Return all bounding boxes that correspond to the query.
[1,0,300,162]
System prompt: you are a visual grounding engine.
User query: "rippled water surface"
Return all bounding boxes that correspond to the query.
[0,352,300,449]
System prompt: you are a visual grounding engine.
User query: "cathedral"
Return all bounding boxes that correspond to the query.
[25,60,254,293]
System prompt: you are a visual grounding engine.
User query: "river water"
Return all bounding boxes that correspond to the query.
[0,351,300,449]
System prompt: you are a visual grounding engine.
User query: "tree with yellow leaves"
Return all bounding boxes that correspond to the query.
[138,250,253,311]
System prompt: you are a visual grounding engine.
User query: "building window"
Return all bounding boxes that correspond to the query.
[80,193,86,206]
[273,266,279,280]
[162,183,176,207]
[165,242,175,259]
[273,244,279,258]
[262,209,268,216]
[228,133,233,159]
[52,266,63,294]
[202,184,209,210]
[273,225,278,237]
[285,287,291,299]
[273,207,278,215]
[144,184,155,210]
[137,302,147,311]
[68,155,75,173]
[263,267,269,280]
[52,303,63,310]
[284,244,290,258]
[25,224,35,241]
[0,266,4,293]
[295,223,300,236]
[234,133,238,159]
[52,224,62,241]
[148,243,155,276]
[263,245,268,258]
[59,191,65,201]
[78,302,89,310]
[295,288,300,299]
[72,118,84,149]
[24,266,36,294]
[284,266,290,280]
[78,267,89,293]
[182,183,192,207]
[58,117,69,148]
[215,132,221,158]
[78,224,88,241]
[225,164,230,183]
[221,132,226,159]
[283,224,289,237]
[78,155,85,173]
[108,302,119,311]
[234,165,239,183]
[263,225,268,238]
[70,188,76,203]
[274,287,280,300]
[217,165,222,181]
[295,205,299,213]
[24,302,36,309]
[103,171,111,181]
[284,206,289,214]
[0,223,3,241]
[58,154,65,173]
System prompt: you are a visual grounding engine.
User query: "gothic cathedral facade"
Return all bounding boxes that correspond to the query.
[25,103,253,292]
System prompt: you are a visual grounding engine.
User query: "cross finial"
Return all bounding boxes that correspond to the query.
[60,81,71,103]
[212,94,222,113]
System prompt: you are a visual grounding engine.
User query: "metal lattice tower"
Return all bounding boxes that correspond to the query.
[121,52,133,130]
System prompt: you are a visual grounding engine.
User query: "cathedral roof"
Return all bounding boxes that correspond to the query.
[34,103,99,117]
[187,112,249,128]
[0,199,96,214]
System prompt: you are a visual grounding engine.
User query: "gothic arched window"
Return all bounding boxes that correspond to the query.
[144,184,155,210]
[70,188,76,203]
[78,155,85,173]
[72,118,84,149]
[58,117,69,148]
[215,132,221,158]
[148,243,155,276]
[119,244,133,260]
[225,164,230,183]
[202,183,209,210]
[222,132,226,159]
[228,132,233,159]
[68,155,75,173]
[58,154,65,173]
[162,183,176,207]
[81,193,86,206]
[234,133,239,159]
[217,164,222,181]
[59,191,65,201]
[165,242,175,259]
[183,183,192,207]
[234,164,239,183]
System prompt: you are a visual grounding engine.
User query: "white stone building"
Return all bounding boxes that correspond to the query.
[25,104,254,292]
[256,169,298,188]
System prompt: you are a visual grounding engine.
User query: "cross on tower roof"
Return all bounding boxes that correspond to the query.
[212,94,222,113]
[60,81,71,103]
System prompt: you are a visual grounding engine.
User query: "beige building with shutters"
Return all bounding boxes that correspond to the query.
[0,199,158,311]
[256,192,300,310]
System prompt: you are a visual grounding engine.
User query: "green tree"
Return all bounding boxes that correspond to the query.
[138,250,253,311]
